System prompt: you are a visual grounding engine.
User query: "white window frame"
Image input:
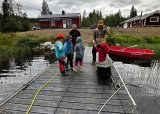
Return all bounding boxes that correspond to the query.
[150,16,159,22]
[51,21,55,27]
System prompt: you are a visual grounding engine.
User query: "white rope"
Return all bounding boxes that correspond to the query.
[113,64,137,107]
[98,85,123,114]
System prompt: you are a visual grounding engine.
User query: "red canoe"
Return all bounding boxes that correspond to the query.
[108,46,154,59]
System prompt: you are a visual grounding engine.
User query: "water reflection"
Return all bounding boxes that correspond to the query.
[114,60,160,114]
[110,54,152,67]
[0,56,51,103]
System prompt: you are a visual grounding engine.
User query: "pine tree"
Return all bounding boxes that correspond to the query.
[41,0,52,15]
[2,0,15,32]
[2,0,13,17]
[100,11,102,19]
[0,13,2,32]
[130,5,137,18]
[81,10,87,27]
[22,12,29,31]
[133,8,137,17]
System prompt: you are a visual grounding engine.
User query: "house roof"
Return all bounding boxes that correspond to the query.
[120,10,160,24]
[121,16,141,24]
[141,10,160,20]
[38,13,81,19]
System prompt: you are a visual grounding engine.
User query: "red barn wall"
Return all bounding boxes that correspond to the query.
[72,18,80,28]
[55,20,63,28]
[39,17,81,28]
[39,21,51,28]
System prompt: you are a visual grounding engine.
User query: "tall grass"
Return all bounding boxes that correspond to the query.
[0,34,50,60]
[106,34,160,59]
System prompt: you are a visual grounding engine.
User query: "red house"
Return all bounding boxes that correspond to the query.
[38,11,81,28]
[120,10,160,28]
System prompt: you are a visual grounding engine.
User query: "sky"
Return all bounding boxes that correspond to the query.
[0,0,159,18]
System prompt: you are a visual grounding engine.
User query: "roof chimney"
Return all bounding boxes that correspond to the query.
[62,10,65,15]
[141,11,143,17]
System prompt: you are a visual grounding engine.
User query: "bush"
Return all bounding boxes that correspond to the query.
[22,21,30,31]
[106,34,149,45]
[14,36,40,48]
[144,36,160,44]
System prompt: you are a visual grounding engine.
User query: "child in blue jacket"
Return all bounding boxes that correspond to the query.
[73,36,85,72]
[55,34,68,76]
[64,35,73,70]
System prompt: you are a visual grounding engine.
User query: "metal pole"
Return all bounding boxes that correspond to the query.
[113,64,137,107]
[98,85,124,114]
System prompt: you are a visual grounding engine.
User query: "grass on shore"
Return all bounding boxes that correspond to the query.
[0,34,51,60]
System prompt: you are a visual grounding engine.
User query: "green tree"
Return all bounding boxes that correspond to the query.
[2,0,15,32]
[1,0,30,32]
[104,10,126,27]
[22,12,30,31]
[2,0,13,17]
[81,9,127,27]
[41,0,52,15]
[0,14,2,32]
[81,10,87,27]
[99,11,102,19]
[130,5,137,18]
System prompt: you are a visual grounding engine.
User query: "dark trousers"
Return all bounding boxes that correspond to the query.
[58,58,65,74]
[65,54,73,68]
[92,46,97,62]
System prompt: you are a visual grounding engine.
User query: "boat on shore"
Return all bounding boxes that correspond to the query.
[108,46,154,59]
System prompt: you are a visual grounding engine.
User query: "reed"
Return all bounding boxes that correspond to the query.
[0,34,50,60]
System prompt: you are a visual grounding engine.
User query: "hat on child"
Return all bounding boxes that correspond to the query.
[101,41,108,49]
[66,35,72,39]
[57,34,65,39]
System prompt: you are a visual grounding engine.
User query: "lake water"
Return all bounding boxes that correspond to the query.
[0,56,51,103]
[115,61,160,114]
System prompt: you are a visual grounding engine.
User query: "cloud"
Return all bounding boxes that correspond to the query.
[0,0,159,18]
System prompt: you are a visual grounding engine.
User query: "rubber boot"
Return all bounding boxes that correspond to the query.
[80,66,83,72]
[73,66,77,72]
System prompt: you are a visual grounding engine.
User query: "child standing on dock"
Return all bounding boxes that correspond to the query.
[55,34,69,76]
[95,41,112,69]
[73,36,85,72]
[95,41,112,84]
[64,35,74,71]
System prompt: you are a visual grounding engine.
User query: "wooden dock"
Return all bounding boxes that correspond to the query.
[0,48,138,114]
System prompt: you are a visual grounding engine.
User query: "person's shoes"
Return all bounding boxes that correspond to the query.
[73,67,77,72]
[61,73,69,76]
[65,67,69,71]
[80,66,83,72]
[91,61,96,65]
[70,67,73,71]
[54,61,58,64]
